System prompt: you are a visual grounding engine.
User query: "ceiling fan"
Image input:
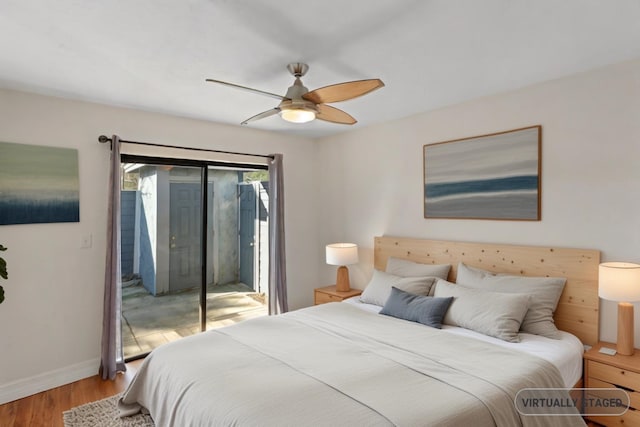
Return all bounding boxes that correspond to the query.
[206,63,384,126]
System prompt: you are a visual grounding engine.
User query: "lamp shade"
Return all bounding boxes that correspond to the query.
[599,262,640,302]
[326,243,358,266]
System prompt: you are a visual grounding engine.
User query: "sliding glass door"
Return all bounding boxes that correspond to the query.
[120,158,269,359]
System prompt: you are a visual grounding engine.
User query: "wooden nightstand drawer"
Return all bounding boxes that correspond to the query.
[587,408,640,427]
[314,286,362,305]
[584,342,640,425]
[588,360,640,392]
[588,376,640,410]
[315,292,343,304]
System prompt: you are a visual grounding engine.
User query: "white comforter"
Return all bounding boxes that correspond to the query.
[119,303,585,427]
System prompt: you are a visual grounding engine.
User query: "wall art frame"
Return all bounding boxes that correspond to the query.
[423,125,541,221]
[0,141,80,225]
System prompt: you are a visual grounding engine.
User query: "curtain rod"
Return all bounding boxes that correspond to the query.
[98,135,274,160]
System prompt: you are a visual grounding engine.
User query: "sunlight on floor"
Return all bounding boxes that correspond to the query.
[121,282,267,358]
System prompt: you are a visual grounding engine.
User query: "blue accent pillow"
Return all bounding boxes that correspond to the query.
[380,286,454,328]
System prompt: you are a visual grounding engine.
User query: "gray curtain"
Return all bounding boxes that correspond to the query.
[100,135,126,379]
[268,153,288,314]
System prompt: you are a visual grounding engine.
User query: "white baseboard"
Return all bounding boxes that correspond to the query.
[0,358,100,405]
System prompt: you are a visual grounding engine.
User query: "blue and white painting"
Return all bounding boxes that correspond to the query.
[0,141,79,225]
[424,126,540,220]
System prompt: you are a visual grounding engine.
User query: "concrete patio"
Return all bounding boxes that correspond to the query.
[122,282,267,358]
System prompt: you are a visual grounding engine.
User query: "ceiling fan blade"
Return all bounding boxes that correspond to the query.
[315,104,357,125]
[241,108,281,125]
[206,79,289,101]
[303,79,384,104]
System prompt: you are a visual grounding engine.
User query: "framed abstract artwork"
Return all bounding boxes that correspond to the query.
[423,126,541,220]
[0,141,80,225]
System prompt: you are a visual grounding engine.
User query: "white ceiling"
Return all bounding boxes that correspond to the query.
[1,0,639,139]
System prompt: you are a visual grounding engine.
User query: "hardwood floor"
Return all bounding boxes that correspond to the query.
[0,359,143,427]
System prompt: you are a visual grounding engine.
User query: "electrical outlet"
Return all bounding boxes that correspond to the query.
[81,234,92,249]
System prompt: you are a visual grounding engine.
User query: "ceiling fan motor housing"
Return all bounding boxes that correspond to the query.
[280,77,317,113]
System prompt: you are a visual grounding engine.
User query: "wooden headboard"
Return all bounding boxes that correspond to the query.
[374,236,600,345]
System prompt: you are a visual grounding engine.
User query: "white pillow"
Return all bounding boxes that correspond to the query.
[433,279,530,343]
[386,257,450,280]
[360,270,437,307]
[456,263,566,339]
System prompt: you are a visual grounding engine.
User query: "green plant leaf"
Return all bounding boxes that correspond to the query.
[0,244,6,303]
[0,244,6,304]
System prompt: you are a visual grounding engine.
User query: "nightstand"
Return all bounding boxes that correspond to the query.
[314,285,362,305]
[584,342,640,426]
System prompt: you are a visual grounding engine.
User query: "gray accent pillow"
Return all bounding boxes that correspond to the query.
[360,270,437,307]
[385,257,451,280]
[433,279,530,342]
[380,286,453,328]
[456,262,566,339]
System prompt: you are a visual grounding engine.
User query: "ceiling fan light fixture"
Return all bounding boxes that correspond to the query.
[206,62,384,126]
[280,108,316,124]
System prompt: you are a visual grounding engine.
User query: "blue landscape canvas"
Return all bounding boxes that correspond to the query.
[424,126,541,220]
[0,141,80,225]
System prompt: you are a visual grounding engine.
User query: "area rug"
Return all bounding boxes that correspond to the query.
[63,394,154,427]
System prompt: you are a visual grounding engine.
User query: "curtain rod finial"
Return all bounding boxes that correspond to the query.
[98,135,111,143]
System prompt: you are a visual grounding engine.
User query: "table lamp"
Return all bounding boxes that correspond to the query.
[326,243,359,292]
[599,262,640,356]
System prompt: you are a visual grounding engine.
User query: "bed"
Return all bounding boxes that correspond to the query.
[119,236,600,426]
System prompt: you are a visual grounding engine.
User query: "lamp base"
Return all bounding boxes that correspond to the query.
[617,302,635,356]
[336,266,351,292]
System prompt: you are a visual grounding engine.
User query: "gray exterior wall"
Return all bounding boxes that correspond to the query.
[120,191,137,276]
[138,167,158,295]
[129,167,242,294]
[211,170,240,285]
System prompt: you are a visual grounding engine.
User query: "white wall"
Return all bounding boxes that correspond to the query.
[0,90,320,402]
[317,58,640,345]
